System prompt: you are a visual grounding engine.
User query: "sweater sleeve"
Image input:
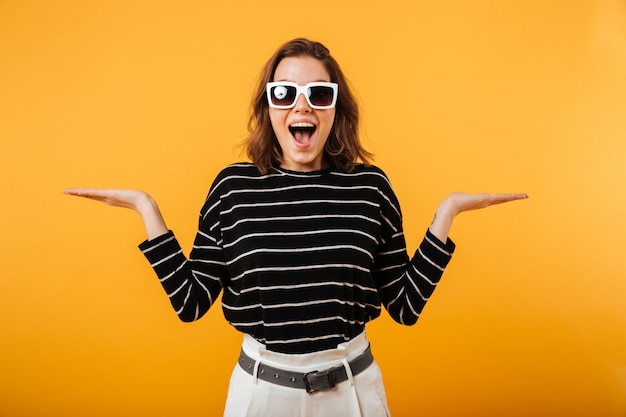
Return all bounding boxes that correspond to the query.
[372,171,455,325]
[138,185,227,322]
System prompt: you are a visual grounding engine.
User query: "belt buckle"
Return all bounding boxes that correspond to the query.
[303,370,336,394]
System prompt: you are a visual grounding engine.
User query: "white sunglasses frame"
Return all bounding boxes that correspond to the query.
[266,81,338,109]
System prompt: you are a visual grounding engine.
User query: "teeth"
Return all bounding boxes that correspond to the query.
[289,122,315,128]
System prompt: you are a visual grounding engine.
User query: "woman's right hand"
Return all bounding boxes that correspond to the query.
[64,188,169,240]
[64,188,151,212]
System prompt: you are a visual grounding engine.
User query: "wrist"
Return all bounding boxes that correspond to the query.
[138,195,168,240]
[429,199,457,243]
[436,196,461,220]
[135,192,155,215]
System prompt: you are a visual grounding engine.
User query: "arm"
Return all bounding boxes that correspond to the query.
[64,187,225,321]
[63,188,168,240]
[375,186,527,325]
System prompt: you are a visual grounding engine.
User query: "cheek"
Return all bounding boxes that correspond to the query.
[321,112,337,136]
[327,110,337,127]
[268,109,278,129]
[268,111,285,136]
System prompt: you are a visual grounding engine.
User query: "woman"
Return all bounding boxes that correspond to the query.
[65,38,527,416]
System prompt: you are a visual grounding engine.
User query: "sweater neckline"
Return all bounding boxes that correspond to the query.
[271,166,334,177]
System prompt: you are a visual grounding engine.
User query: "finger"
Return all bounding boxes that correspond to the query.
[63,188,104,196]
[487,193,529,205]
[63,188,116,204]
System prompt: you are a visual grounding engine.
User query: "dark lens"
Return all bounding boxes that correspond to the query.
[271,85,296,106]
[308,86,334,106]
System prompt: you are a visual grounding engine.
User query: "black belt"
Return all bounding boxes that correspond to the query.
[237,344,374,394]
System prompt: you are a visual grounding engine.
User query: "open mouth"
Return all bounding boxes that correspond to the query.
[289,122,316,145]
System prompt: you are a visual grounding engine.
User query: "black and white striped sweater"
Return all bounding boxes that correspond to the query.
[139,163,455,354]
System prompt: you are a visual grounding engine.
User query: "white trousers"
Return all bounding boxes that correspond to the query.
[223,332,391,417]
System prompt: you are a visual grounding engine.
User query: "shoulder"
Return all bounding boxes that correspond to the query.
[204,162,264,200]
[337,164,393,188]
[215,162,262,178]
[211,162,266,186]
[347,165,400,208]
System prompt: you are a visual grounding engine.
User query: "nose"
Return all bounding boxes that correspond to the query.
[294,92,311,112]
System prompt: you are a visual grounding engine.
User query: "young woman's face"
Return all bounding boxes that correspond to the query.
[269,56,336,172]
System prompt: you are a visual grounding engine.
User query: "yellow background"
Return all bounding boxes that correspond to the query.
[1,1,625,416]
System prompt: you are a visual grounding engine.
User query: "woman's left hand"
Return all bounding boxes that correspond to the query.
[428,192,528,242]
[440,192,528,216]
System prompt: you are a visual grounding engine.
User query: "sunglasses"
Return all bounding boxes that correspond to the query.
[266,81,338,109]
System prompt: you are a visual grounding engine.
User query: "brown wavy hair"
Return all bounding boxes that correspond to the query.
[244,38,372,173]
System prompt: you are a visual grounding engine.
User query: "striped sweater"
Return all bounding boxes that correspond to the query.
[139,163,455,354]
